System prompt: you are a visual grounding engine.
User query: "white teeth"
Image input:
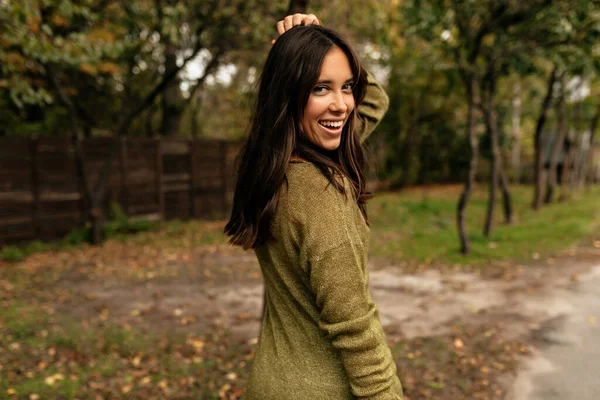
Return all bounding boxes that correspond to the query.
[319,121,343,128]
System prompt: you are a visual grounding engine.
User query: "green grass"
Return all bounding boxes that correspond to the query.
[3,185,599,267]
[369,185,600,265]
[0,301,251,399]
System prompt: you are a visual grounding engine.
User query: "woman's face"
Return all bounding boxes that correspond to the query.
[301,46,355,151]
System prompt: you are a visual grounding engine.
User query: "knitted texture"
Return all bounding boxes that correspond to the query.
[245,76,403,399]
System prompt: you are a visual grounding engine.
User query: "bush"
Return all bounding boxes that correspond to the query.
[0,246,25,262]
[103,202,157,238]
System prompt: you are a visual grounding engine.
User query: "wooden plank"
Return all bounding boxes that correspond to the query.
[0,216,34,225]
[120,138,129,214]
[38,192,82,201]
[161,140,190,155]
[163,173,191,183]
[220,141,228,213]
[0,229,35,241]
[37,211,82,221]
[155,139,164,220]
[30,139,40,239]
[189,140,198,218]
[163,183,191,192]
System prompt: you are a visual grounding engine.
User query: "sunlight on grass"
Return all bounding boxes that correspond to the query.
[369,185,600,266]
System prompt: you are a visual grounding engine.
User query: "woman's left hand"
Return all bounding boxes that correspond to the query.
[272,13,320,44]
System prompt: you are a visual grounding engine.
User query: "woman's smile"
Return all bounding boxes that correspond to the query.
[301,45,355,150]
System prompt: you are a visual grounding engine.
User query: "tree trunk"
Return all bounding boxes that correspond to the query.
[160,42,184,136]
[484,150,498,237]
[559,134,576,201]
[584,104,600,187]
[545,84,567,204]
[399,124,419,187]
[481,62,512,236]
[532,66,559,210]
[511,82,522,183]
[457,77,478,254]
[287,0,308,13]
[498,169,512,224]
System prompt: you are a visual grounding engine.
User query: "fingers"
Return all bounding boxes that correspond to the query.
[276,13,321,36]
[276,20,285,35]
[304,14,320,26]
[284,14,295,31]
[273,13,321,45]
[292,13,304,27]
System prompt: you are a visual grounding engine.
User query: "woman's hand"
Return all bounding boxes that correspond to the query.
[272,13,320,44]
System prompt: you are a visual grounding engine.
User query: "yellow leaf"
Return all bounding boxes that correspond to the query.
[98,62,121,75]
[6,388,16,396]
[453,338,464,349]
[80,63,98,76]
[51,15,68,27]
[88,28,116,42]
[131,356,141,367]
[226,372,238,381]
[140,376,152,385]
[121,384,132,394]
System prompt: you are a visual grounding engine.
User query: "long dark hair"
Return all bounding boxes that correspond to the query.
[224,25,370,249]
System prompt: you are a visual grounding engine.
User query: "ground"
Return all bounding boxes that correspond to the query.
[2,223,599,399]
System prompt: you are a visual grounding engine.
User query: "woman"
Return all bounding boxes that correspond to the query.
[225,14,403,400]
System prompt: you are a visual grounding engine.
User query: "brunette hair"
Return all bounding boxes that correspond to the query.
[224,25,370,249]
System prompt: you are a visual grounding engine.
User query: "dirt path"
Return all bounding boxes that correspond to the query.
[507,263,600,400]
[52,245,600,398]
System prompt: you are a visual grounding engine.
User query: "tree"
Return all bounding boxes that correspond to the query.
[1,0,282,243]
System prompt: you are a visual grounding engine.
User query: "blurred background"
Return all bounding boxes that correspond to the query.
[1,1,600,399]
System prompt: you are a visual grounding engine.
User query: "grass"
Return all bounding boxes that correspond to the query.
[369,184,600,266]
[0,301,251,399]
[4,185,599,268]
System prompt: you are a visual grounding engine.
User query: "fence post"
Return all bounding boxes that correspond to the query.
[119,138,129,215]
[29,138,40,238]
[189,140,198,218]
[155,138,164,220]
[220,141,228,214]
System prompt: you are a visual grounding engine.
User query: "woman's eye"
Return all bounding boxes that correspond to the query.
[312,85,328,94]
[342,83,353,91]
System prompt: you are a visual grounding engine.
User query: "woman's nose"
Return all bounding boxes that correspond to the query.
[329,92,348,113]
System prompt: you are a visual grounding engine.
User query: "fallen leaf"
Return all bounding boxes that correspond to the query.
[131,356,141,367]
[226,372,238,381]
[454,338,464,349]
[140,376,152,385]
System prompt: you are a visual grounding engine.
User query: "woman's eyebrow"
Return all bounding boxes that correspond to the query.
[315,78,355,84]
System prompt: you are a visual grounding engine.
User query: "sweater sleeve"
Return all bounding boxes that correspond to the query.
[304,183,403,399]
[355,72,390,143]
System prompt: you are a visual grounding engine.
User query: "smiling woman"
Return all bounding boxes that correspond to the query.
[224,13,402,400]
[301,46,356,150]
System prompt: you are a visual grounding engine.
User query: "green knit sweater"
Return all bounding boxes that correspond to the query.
[246,76,403,400]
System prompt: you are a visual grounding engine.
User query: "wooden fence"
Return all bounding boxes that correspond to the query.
[0,137,240,245]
